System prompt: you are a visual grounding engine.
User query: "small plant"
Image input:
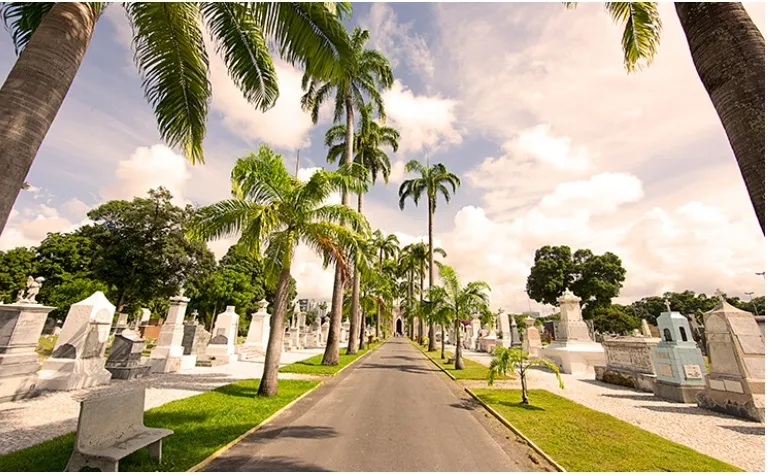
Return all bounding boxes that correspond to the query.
[488,347,564,405]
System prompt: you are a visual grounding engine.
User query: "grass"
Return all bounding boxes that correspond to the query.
[0,379,318,472]
[411,340,507,381]
[472,388,741,472]
[35,334,58,361]
[279,340,384,375]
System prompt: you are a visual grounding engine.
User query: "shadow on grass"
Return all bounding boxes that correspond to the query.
[207,455,331,472]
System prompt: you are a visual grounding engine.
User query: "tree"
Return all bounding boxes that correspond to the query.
[526,245,626,319]
[189,145,368,396]
[400,242,446,345]
[488,347,564,405]
[0,246,36,302]
[399,160,460,351]
[566,2,764,234]
[87,187,216,312]
[591,305,640,335]
[302,26,393,365]
[372,230,399,337]
[0,2,354,233]
[43,277,109,321]
[432,264,491,369]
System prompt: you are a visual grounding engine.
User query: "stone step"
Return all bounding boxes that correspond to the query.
[195,357,229,367]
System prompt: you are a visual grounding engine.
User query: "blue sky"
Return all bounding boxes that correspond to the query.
[0,2,765,313]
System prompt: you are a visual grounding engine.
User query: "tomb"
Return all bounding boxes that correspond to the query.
[238,299,270,361]
[497,312,512,348]
[199,306,239,366]
[595,334,660,392]
[522,316,542,357]
[105,330,151,380]
[651,307,707,403]
[182,323,210,360]
[510,317,522,348]
[149,294,193,373]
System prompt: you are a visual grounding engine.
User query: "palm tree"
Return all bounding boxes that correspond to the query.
[399,160,460,350]
[401,242,446,345]
[566,2,764,234]
[302,26,394,365]
[488,347,564,405]
[0,2,354,234]
[372,230,400,337]
[432,264,491,369]
[188,145,369,396]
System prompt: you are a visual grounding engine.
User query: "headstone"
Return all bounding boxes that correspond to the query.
[522,317,542,357]
[341,320,350,344]
[42,317,57,335]
[650,309,707,403]
[37,292,114,391]
[0,300,55,402]
[540,290,606,374]
[203,306,239,364]
[149,294,193,373]
[238,299,271,361]
[497,312,511,348]
[105,330,151,380]
[114,313,129,335]
[510,318,522,348]
[478,322,497,353]
[696,299,764,422]
[138,308,151,327]
[595,332,660,392]
[641,319,652,337]
[321,320,330,344]
[182,323,210,358]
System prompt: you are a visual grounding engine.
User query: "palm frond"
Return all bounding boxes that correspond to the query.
[0,1,54,53]
[605,2,662,72]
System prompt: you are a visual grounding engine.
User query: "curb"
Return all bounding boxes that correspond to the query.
[411,340,457,381]
[189,342,385,472]
[464,387,566,472]
[188,379,326,472]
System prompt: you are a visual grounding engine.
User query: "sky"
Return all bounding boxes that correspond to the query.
[0,1,765,314]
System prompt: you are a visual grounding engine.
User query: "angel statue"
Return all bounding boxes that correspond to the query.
[23,276,45,304]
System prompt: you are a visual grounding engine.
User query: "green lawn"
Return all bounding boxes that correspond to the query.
[410,340,506,381]
[0,379,318,472]
[473,388,740,472]
[279,340,384,375]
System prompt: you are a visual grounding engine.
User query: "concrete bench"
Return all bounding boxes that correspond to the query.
[65,386,173,472]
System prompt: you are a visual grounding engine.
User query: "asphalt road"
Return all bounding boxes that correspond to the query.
[203,337,546,472]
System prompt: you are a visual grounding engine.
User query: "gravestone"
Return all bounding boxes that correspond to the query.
[105,330,151,380]
[540,290,606,374]
[466,317,481,351]
[42,317,57,335]
[341,320,350,344]
[0,299,55,402]
[321,320,330,345]
[696,298,764,422]
[114,313,129,336]
[478,322,497,353]
[510,317,522,348]
[238,299,271,361]
[149,294,193,373]
[595,333,660,392]
[522,317,542,357]
[202,306,239,365]
[497,312,511,348]
[182,323,210,359]
[37,292,114,391]
[652,308,707,402]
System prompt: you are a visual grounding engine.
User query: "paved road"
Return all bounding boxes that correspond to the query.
[204,337,546,472]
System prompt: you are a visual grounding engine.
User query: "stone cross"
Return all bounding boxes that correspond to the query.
[664,299,671,312]
[715,288,727,302]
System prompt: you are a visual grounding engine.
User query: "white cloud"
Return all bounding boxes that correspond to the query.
[383,80,462,153]
[510,124,592,172]
[60,198,91,219]
[539,172,644,217]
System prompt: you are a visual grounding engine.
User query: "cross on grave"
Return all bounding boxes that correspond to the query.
[664,299,671,313]
[714,288,727,302]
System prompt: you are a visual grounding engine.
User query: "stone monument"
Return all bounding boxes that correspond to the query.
[0,277,55,402]
[136,308,151,329]
[595,332,660,392]
[37,292,114,391]
[540,290,606,374]
[478,322,497,353]
[181,323,210,360]
[651,304,707,403]
[466,317,481,351]
[238,299,271,361]
[114,313,129,335]
[341,320,350,344]
[497,312,511,348]
[510,317,522,348]
[149,293,193,373]
[201,305,239,365]
[522,316,542,357]
[105,329,151,380]
[696,295,764,422]
[321,320,330,345]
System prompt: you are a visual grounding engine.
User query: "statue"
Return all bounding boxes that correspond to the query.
[21,276,44,304]
[15,290,24,303]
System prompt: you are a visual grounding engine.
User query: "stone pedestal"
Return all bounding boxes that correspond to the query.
[465,318,481,351]
[201,306,239,365]
[0,303,56,402]
[522,316,542,357]
[105,330,150,380]
[239,299,270,360]
[37,292,114,392]
[149,295,190,373]
[595,336,660,392]
[497,313,511,349]
[651,310,707,403]
[541,291,605,374]
[113,313,129,336]
[696,300,764,422]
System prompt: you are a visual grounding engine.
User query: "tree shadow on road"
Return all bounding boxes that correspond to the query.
[358,362,433,374]
[207,455,331,472]
[449,398,480,411]
[255,425,339,440]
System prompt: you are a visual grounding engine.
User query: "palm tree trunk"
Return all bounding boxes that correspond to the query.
[347,191,364,355]
[520,366,529,405]
[440,324,446,359]
[427,204,437,352]
[455,318,465,370]
[418,266,424,343]
[258,267,291,397]
[675,2,765,235]
[0,2,98,233]
[323,94,355,365]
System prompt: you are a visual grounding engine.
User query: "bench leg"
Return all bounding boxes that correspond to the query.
[148,439,163,463]
[66,452,118,472]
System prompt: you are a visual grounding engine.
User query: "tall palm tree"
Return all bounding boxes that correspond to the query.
[0,2,353,234]
[188,145,369,396]
[398,160,460,350]
[372,230,400,337]
[326,107,399,343]
[566,2,765,234]
[302,26,393,364]
[401,242,446,345]
[431,264,491,370]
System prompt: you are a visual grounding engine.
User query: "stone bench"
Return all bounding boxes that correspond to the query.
[65,386,173,472]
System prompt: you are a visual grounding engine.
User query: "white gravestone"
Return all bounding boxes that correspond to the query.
[244,299,271,354]
[522,316,542,357]
[139,308,151,325]
[37,292,114,391]
[149,294,193,373]
[321,320,330,344]
[205,306,239,363]
[497,312,511,348]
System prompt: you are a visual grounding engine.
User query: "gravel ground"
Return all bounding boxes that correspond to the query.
[0,347,325,456]
[451,346,765,472]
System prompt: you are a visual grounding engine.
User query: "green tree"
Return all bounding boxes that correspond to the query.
[488,347,564,405]
[566,2,764,234]
[0,246,36,302]
[400,242,447,344]
[0,2,354,233]
[591,304,640,335]
[399,160,460,351]
[302,26,394,365]
[43,277,109,320]
[371,230,399,337]
[189,145,369,396]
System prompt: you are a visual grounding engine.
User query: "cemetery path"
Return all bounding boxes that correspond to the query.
[203,337,546,472]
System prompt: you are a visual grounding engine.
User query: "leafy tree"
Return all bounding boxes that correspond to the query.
[0,247,36,302]
[565,2,764,234]
[488,347,564,405]
[399,160,460,351]
[189,145,369,396]
[591,304,640,335]
[628,296,668,325]
[302,26,394,365]
[525,245,573,306]
[43,277,109,320]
